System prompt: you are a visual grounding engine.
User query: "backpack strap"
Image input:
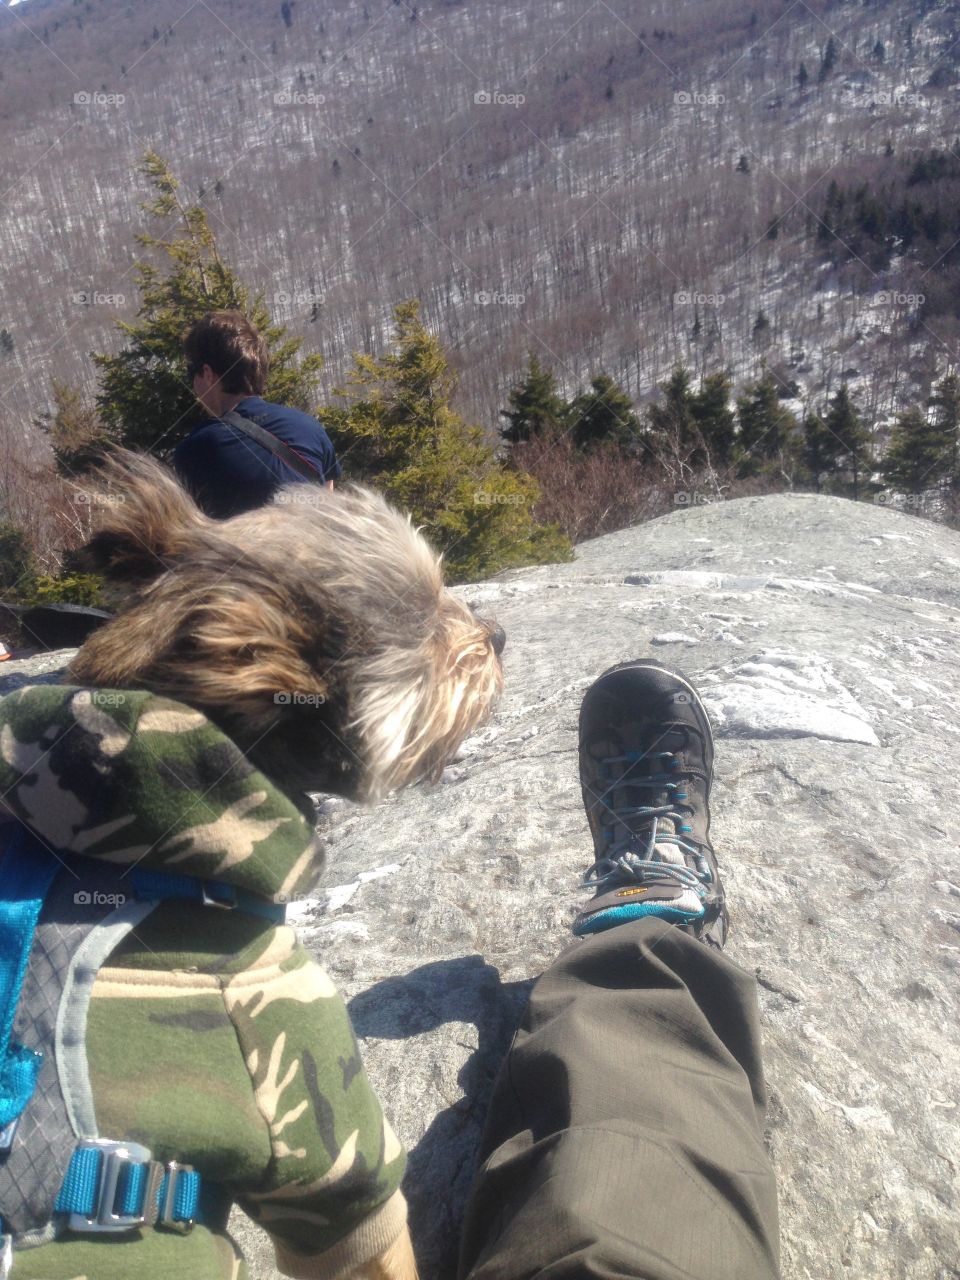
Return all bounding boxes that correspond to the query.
[0,819,235,1259]
[220,409,326,484]
[0,825,282,1258]
[0,834,59,1151]
[0,825,163,1254]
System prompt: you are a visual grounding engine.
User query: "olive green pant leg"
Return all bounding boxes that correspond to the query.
[459,918,780,1280]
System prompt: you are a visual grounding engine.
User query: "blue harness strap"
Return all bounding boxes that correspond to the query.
[0,831,59,1148]
[132,868,286,924]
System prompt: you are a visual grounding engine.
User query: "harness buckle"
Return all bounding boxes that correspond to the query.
[158,1161,196,1233]
[66,1138,163,1234]
[0,1119,18,1153]
[201,882,236,910]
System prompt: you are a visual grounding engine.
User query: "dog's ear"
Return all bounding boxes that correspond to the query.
[67,591,186,689]
[69,569,341,779]
[76,448,207,588]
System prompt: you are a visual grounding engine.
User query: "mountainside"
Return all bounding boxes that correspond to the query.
[4,491,959,1278]
[2,0,960,449]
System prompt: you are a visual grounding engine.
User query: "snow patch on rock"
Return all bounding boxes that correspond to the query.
[699,650,879,745]
[324,862,403,912]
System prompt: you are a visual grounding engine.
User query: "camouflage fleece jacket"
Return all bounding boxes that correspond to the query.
[0,683,406,1280]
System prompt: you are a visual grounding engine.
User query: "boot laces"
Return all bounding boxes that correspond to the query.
[584,749,713,895]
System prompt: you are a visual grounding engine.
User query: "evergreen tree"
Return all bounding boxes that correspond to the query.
[324,301,571,582]
[646,365,703,468]
[927,371,960,478]
[567,373,642,452]
[499,353,566,445]
[873,39,885,63]
[0,328,13,358]
[94,151,324,456]
[818,35,838,83]
[882,408,949,495]
[736,153,750,173]
[819,180,843,242]
[35,380,112,477]
[797,61,809,89]
[691,372,736,469]
[882,375,960,497]
[736,376,799,476]
[801,411,840,491]
[824,384,870,498]
[0,523,36,599]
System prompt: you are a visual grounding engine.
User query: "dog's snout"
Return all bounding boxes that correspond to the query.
[469,602,506,657]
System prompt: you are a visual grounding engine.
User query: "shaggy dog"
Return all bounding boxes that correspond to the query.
[71,450,504,801]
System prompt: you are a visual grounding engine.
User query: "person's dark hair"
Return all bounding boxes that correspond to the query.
[183,311,269,395]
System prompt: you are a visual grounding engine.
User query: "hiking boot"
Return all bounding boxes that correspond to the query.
[574,659,728,948]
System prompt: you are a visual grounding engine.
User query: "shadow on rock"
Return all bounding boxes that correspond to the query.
[349,956,534,1280]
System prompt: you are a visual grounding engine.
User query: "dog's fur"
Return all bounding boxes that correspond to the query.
[69,450,503,803]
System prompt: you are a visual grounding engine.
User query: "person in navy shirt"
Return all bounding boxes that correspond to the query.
[174,310,341,519]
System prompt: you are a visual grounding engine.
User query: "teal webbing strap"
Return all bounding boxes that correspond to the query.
[131,868,285,923]
[160,1168,201,1222]
[53,1145,201,1225]
[122,1161,146,1215]
[0,826,59,1140]
[53,1145,101,1213]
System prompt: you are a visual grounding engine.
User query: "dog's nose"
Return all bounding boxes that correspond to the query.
[491,624,506,657]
